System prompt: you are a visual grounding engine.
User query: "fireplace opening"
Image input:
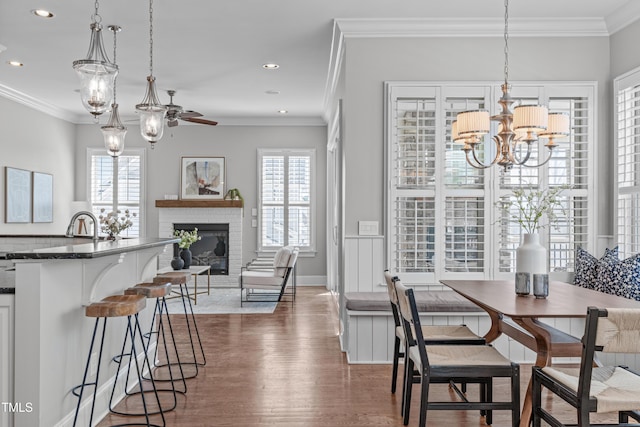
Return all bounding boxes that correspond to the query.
[174,223,229,275]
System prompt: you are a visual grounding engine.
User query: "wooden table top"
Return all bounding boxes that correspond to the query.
[441,279,640,318]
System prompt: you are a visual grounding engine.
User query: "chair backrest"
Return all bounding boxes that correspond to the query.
[287,247,299,269]
[273,246,293,277]
[384,270,402,328]
[575,307,640,401]
[595,308,640,353]
[394,278,429,365]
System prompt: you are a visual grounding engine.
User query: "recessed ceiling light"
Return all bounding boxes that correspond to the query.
[278,110,288,114]
[7,60,23,67]
[262,63,279,70]
[32,9,54,18]
[265,90,280,95]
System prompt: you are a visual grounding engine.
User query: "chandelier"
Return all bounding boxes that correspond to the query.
[136,0,167,148]
[72,0,118,118]
[101,25,127,157]
[452,0,570,171]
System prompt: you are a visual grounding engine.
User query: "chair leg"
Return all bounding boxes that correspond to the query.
[403,358,414,426]
[391,336,401,394]
[485,377,493,425]
[511,364,520,427]
[418,372,429,427]
[532,370,542,427]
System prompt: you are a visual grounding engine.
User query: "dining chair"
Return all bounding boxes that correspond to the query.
[395,279,520,427]
[384,270,485,416]
[532,306,640,427]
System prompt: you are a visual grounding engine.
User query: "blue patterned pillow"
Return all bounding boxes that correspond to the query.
[595,252,640,300]
[574,246,618,290]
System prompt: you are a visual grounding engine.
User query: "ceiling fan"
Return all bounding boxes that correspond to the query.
[164,90,218,127]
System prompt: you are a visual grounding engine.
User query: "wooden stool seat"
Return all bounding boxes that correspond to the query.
[85,294,146,318]
[154,271,189,285]
[125,282,172,299]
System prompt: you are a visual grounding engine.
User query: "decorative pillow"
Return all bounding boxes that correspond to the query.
[595,252,640,300]
[574,246,618,290]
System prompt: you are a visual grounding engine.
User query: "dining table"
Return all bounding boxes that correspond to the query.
[440,279,640,427]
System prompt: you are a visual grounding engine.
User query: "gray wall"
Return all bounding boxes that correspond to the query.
[611,19,640,79]
[340,35,613,238]
[74,123,327,278]
[0,96,76,235]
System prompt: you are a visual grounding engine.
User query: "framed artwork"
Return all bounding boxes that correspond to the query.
[32,171,53,223]
[180,157,225,200]
[5,167,32,223]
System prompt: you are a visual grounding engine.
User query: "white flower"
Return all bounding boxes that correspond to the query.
[497,185,570,234]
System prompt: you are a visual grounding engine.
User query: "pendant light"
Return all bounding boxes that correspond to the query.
[101,26,127,157]
[136,0,167,148]
[453,0,570,170]
[72,0,118,118]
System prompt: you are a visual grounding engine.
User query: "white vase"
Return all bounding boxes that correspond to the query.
[515,233,547,295]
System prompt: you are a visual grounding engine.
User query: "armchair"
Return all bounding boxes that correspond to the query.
[240,246,299,306]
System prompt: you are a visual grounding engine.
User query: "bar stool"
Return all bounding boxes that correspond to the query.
[72,294,165,427]
[122,282,187,406]
[154,272,206,377]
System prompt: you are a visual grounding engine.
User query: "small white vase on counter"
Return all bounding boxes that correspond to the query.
[515,233,547,295]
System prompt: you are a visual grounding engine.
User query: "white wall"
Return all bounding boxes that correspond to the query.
[340,35,612,238]
[74,123,328,278]
[0,96,76,235]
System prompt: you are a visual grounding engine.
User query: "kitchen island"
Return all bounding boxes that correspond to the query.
[6,237,177,427]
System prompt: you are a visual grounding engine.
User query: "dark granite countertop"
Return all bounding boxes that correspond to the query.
[6,237,179,260]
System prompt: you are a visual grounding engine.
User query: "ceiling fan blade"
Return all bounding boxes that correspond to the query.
[179,110,203,119]
[182,117,218,126]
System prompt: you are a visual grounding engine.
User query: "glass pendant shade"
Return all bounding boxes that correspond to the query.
[136,76,167,145]
[101,103,127,157]
[72,23,118,117]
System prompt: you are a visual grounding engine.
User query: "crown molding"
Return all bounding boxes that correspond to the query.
[0,83,77,123]
[606,1,640,34]
[334,17,610,38]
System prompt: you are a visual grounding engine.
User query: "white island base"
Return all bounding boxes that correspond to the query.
[9,238,175,427]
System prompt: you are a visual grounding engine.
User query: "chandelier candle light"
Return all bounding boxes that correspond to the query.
[452,0,570,171]
[101,25,127,157]
[136,0,167,147]
[72,0,118,118]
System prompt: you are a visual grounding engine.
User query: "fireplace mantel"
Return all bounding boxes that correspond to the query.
[155,200,243,208]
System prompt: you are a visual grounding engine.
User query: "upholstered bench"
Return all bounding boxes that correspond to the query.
[344,290,484,313]
[342,290,489,364]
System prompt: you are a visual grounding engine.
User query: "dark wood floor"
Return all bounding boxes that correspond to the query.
[98,286,620,427]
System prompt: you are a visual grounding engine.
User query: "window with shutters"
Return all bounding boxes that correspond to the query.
[258,148,315,252]
[615,68,640,258]
[385,82,595,285]
[88,148,144,238]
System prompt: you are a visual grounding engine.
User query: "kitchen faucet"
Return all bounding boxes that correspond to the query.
[65,211,99,241]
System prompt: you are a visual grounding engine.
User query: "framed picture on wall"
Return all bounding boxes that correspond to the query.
[5,167,32,223]
[32,171,53,223]
[180,157,225,200]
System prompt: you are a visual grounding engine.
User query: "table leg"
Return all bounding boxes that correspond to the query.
[207,268,210,295]
[193,274,198,305]
[513,317,553,427]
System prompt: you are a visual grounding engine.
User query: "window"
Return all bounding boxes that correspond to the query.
[386,82,595,285]
[615,68,640,258]
[88,149,144,237]
[258,149,315,252]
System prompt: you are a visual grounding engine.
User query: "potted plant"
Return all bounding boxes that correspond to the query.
[224,188,243,202]
[497,185,569,295]
[98,208,136,240]
[173,228,201,269]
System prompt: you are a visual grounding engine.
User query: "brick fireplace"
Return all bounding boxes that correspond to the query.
[157,200,243,286]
